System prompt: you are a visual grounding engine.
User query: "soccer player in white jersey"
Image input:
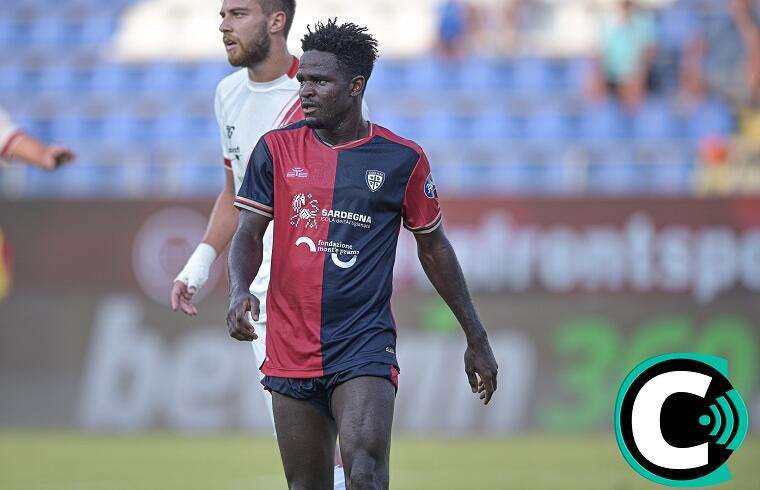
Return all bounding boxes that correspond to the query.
[170,1,348,487]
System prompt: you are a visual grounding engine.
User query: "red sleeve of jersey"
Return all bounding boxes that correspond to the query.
[234,136,275,218]
[0,129,25,158]
[223,158,232,170]
[402,150,442,234]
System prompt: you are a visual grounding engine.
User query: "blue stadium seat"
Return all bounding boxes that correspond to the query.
[525,109,580,142]
[57,18,115,45]
[586,160,645,194]
[404,58,460,91]
[0,64,19,94]
[579,102,630,141]
[471,112,512,141]
[142,63,185,92]
[631,99,684,141]
[179,63,232,92]
[53,163,133,197]
[176,164,226,196]
[559,59,589,93]
[649,161,694,194]
[511,58,586,94]
[417,112,470,140]
[89,64,126,91]
[455,58,509,91]
[684,99,734,139]
[497,161,554,194]
[368,61,409,91]
[99,117,134,143]
[372,114,424,141]
[0,17,13,45]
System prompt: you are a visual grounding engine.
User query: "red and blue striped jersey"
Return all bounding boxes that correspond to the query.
[234,121,441,378]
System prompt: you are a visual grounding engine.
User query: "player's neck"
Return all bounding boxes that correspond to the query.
[246,42,294,83]
[315,110,368,147]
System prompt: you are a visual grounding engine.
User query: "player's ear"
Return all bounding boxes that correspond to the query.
[349,76,365,97]
[269,10,287,35]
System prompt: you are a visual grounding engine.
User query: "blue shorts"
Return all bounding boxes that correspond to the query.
[262,362,399,418]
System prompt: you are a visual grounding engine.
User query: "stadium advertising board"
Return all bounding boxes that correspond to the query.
[1,198,758,433]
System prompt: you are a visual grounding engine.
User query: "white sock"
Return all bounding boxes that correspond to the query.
[333,464,345,490]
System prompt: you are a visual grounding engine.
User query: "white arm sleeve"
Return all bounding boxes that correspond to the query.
[174,243,218,290]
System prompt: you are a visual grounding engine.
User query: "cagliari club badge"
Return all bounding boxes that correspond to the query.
[366,170,385,192]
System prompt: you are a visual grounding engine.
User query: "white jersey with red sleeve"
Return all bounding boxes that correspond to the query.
[214,57,303,322]
[0,105,24,165]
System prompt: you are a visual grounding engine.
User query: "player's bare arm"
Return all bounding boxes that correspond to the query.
[226,208,270,341]
[171,171,238,315]
[4,133,75,170]
[202,170,240,253]
[414,226,498,405]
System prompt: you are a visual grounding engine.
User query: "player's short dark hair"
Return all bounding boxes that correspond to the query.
[258,0,296,38]
[301,19,379,83]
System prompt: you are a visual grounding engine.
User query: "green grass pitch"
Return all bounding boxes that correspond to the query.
[0,433,758,489]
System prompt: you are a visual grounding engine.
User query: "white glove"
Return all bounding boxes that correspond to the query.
[174,243,217,290]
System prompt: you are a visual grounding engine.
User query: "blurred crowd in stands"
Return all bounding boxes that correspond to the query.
[437,0,759,107]
[2,0,760,197]
[436,0,760,193]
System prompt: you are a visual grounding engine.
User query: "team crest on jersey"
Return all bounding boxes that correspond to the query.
[290,193,319,229]
[226,125,235,139]
[424,173,437,199]
[287,167,309,178]
[366,170,385,192]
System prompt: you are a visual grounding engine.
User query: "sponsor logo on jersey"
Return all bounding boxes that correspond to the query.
[287,167,309,178]
[290,193,319,229]
[321,209,372,229]
[424,173,437,199]
[226,125,235,138]
[295,236,359,269]
[291,193,372,229]
[366,170,385,192]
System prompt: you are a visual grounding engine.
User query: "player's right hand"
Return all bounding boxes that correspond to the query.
[226,292,260,341]
[37,144,75,170]
[171,280,199,316]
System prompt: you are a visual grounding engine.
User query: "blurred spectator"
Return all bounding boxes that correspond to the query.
[467,0,524,56]
[587,0,657,110]
[730,0,760,105]
[0,105,75,171]
[436,0,472,58]
[653,0,707,104]
[699,0,760,106]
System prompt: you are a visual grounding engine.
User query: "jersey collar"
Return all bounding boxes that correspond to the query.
[246,56,300,92]
[311,122,375,150]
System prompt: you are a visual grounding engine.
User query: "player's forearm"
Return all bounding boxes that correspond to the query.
[201,185,239,253]
[417,235,488,344]
[227,220,264,297]
[5,133,48,169]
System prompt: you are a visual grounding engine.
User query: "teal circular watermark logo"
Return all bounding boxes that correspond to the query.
[615,353,748,487]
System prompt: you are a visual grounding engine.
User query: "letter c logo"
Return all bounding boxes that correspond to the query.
[615,354,748,487]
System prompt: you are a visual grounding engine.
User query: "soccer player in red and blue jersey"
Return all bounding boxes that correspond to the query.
[227,19,498,489]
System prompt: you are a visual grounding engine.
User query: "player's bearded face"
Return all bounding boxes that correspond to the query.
[227,18,271,67]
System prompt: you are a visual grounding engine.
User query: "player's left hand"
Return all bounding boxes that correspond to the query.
[464,337,498,405]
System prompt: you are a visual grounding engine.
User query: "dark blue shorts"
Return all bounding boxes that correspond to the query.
[262,362,399,418]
